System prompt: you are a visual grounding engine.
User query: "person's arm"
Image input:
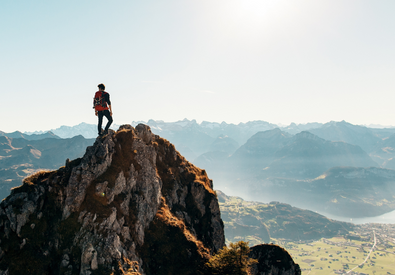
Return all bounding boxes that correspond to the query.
[106,93,112,116]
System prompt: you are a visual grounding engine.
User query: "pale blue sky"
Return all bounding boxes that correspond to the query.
[2,0,395,132]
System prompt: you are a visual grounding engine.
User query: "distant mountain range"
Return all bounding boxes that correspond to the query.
[22,119,395,161]
[0,130,60,140]
[23,119,323,159]
[309,120,382,152]
[0,133,95,200]
[3,119,395,218]
[227,129,378,180]
[25,122,121,139]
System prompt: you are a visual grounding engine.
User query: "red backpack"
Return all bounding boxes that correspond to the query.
[93,91,108,111]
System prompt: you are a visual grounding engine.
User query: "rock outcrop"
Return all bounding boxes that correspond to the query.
[249,244,301,275]
[0,124,225,275]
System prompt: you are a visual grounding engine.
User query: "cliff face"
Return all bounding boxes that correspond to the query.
[0,124,225,275]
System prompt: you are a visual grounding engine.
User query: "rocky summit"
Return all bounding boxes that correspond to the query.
[0,124,224,275]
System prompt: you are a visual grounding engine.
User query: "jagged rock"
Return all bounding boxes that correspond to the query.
[0,124,225,275]
[249,244,301,275]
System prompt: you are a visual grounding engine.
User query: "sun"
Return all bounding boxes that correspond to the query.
[238,0,286,16]
[216,0,291,33]
[232,0,289,21]
[211,0,291,44]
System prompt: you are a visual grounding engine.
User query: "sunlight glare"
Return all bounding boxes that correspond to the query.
[234,0,290,23]
[216,0,293,43]
[239,0,286,17]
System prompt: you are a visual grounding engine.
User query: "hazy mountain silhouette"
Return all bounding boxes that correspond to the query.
[0,135,95,200]
[308,120,381,153]
[248,167,395,218]
[224,129,377,181]
[208,135,239,155]
[28,119,286,160]
[229,128,292,174]
[26,122,120,139]
[147,119,278,145]
[279,122,323,135]
[195,128,388,218]
[25,119,393,167]
[263,131,378,179]
[0,130,60,140]
[146,119,276,159]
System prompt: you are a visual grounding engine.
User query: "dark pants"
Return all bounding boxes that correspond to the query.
[98,110,113,135]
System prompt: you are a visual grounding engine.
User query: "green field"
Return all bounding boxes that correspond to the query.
[275,236,395,275]
[218,192,395,274]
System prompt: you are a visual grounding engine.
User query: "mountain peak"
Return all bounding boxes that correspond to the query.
[0,124,224,274]
[294,131,324,141]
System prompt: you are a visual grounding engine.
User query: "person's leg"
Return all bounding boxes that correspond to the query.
[103,110,113,134]
[98,111,104,135]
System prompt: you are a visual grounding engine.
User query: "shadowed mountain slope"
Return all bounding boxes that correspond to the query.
[227,130,377,181]
[230,128,292,174]
[263,131,378,179]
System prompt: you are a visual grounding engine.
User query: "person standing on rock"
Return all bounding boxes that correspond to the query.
[93,83,113,136]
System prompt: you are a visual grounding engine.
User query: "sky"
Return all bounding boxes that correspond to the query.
[1,0,395,132]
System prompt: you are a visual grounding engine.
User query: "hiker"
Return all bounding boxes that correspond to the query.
[93,83,113,136]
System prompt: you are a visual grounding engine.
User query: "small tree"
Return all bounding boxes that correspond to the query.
[205,241,258,275]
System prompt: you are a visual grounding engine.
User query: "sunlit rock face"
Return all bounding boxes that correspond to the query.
[0,124,224,275]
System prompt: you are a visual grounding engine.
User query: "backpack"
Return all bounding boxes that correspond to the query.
[93,91,108,111]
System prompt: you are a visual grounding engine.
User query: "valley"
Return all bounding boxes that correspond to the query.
[219,192,395,274]
[280,223,395,274]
